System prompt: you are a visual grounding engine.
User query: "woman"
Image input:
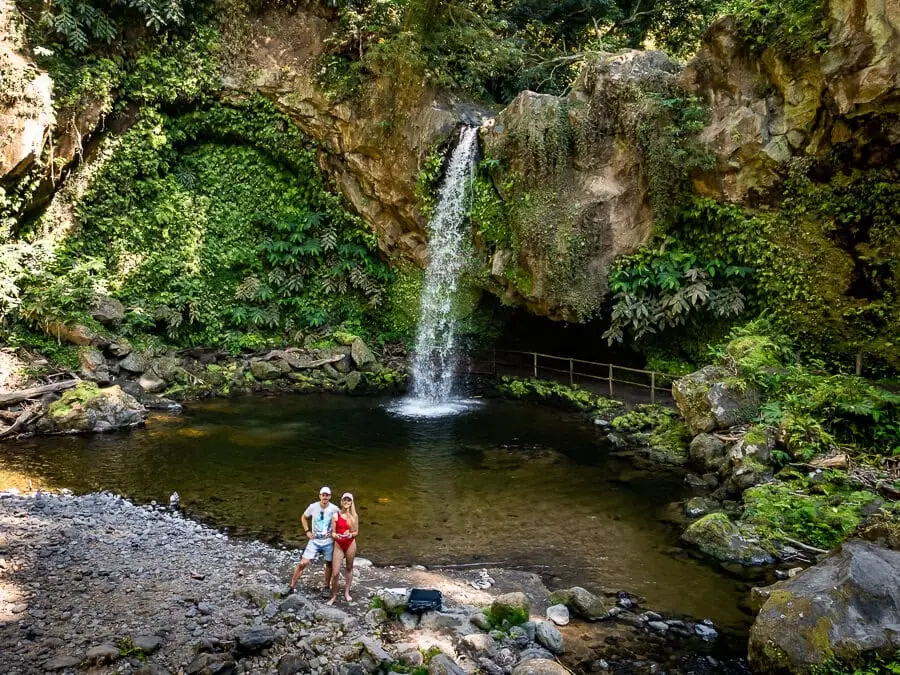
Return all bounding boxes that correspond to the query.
[327,492,358,605]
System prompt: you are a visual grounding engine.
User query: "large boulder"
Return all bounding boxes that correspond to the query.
[672,366,760,435]
[547,586,607,620]
[749,540,900,671]
[511,660,569,675]
[38,383,146,434]
[350,337,376,369]
[682,513,775,565]
[491,592,531,625]
[90,296,125,325]
[42,321,109,349]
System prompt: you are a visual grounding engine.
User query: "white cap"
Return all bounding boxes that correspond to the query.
[319,486,331,495]
[341,492,353,501]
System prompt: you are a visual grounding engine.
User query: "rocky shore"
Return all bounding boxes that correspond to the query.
[0,489,746,675]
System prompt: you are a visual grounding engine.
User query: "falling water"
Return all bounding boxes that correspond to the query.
[400,126,479,416]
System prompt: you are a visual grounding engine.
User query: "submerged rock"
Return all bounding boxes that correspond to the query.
[547,586,607,620]
[749,540,900,671]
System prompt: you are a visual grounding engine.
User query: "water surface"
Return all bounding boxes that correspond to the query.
[0,395,754,633]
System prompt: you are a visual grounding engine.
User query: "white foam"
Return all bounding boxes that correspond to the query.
[387,397,482,419]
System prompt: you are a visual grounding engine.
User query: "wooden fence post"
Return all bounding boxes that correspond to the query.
[650,372,656,403]
[533,352,538,378]
[856,352,862,376]
[608,364,613,397]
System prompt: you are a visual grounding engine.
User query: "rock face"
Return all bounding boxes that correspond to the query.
[0,6,54,180]
[220,7,487,267]
[749,540,900,671]
[481,51,679,320]
[681,0,900,201]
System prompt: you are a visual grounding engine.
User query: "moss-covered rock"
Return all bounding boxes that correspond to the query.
[41,383,146,434]
[748,540,900,672]
[672,365,760,434]
[681,513,775,565]
[547,586,607,621]
[490,592,530,626]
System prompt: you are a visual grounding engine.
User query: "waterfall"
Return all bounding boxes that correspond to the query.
[406,126,479,410]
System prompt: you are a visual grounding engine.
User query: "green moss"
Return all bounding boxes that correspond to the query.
[743,479,881,550]
[743,424,770,447]
[484,606,528,629]
[497,377,622,415]
[50,382,103,418]
[726,335,786,374]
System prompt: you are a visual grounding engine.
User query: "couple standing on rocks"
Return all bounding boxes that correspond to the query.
[289,486,359,605]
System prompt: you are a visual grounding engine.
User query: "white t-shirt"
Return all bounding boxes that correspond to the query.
[304,502,340,543]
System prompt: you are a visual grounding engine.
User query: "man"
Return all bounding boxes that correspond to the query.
[289,486,340,594]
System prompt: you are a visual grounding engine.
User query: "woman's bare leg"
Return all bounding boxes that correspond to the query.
[327,545,344,605]
[344,540,357,602]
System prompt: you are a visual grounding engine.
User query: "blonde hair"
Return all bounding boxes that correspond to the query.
[341,494,358,529]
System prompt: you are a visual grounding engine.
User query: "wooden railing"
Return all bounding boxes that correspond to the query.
[465,349,679,403]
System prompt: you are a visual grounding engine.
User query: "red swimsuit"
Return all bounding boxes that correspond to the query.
[335,513,354,552]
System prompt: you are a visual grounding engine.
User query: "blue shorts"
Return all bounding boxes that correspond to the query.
[302,539,334,561]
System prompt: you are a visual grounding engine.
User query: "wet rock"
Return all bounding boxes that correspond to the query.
[250,360,282,381]
[364,607,387,626]
[545,604,569,626]
[689,433,727,472]
[470,610,490,630]
[40,383,146,434]
[477,657,505,675]
[684,496,720,519]
[695,623,718,641]
[345,370,364,393]
[749,540,900,671]
[43,321,109,348]
[399,650,424,666]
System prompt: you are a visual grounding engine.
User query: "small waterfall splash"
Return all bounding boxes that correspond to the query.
[396,126,480,417]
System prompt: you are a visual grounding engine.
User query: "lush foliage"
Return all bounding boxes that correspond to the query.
[611,160,900,372]
[604,244,752,344]
[743,472,881,549]
[31,0,187,52]
[14,99,392,350]
[315,0,726,103]
[498,376,623,414]
[713,322,900,461]
[725,0,829,59]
